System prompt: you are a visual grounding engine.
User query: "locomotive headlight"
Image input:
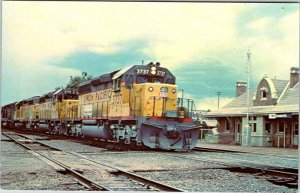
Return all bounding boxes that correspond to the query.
[172,88,176,93]
[150,66,156,75]
[110,125,115,129]
[67,124,70,127]
[131,125,137,130]
[148,87,154,92]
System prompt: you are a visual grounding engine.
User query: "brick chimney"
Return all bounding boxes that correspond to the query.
[236,81,247,97]
[290,67,299,88]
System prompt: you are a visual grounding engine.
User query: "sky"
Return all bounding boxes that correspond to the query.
[2,2,299,110]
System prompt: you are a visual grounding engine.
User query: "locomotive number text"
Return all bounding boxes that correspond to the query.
[136,69,149,75]
[136,68,166,77]
[156,71,166,76]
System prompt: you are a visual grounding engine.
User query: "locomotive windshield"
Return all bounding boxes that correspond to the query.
[136,76,164,84]
[135,75,175,84]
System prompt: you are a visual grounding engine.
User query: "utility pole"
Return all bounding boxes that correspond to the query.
[246,50,251,131]
[242,49,252,147]
[181,89,184,108]
[217,91,221,109]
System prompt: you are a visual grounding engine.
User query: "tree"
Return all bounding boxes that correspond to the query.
[66,72,93,88]
[54,86,63,91]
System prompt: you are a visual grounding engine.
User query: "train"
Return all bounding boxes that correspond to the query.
[1,62,201,150]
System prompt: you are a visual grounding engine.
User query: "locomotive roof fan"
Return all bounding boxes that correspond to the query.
[147,62,160,67]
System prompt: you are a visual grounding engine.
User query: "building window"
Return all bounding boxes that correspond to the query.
[113,79,121,91]
[295,123,298,135]
[225,120,230,131]
[278,122,285,133]
[260,87,269,99]
[265,123,271,134]
[261,91,267,98]
[248,116,256,121]
[237,123,241,133]
[249,123,257,132]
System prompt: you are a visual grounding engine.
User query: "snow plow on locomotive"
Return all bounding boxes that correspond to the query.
[1,62,201,150]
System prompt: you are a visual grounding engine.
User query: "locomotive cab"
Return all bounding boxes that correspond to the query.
[124,62,178,118]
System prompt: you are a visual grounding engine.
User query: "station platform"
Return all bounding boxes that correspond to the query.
[196,141,299,158]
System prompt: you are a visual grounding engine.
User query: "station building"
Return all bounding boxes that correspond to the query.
[205,67,299,148]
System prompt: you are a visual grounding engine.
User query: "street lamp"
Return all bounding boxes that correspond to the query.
[217,91,221,109]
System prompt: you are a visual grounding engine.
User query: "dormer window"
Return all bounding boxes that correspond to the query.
[260,87,269,99]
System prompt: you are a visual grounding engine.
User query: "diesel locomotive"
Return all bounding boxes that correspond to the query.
[1,62,200,150]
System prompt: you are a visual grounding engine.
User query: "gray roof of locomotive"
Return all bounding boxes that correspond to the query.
[78,64,175,95]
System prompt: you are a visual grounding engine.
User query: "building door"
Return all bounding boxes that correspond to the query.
[235,122,241,144]
[292,123,298,146]
[264,122,272,146]
[276,121,285,148]
[286,122,292,147]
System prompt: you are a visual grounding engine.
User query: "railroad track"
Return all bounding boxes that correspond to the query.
[193,147,298,172]
[164,152,298,189]
[2,131,184,192]
[2,131,110,191]
[2,128,149,151]
[194,147,239,153]
[193,146,298,160]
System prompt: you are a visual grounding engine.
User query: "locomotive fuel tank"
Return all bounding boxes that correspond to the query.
[38,122,50,132]
[81,120,111,139]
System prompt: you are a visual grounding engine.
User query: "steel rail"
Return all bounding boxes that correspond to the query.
[2,132,111,191]
[193,146,298,160]
[5,131,185,192]
[165,154,298,189]
[66,151,185,192]
[165,153,298,178]
[196,153,298,172]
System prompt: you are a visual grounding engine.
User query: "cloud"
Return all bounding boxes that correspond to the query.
[173,61,247,100]
[2,2,243,68]
[237,6,299,81]
[247,17,272,32]
[196,97,234,111]
[2,2,299,106]
[3,2,297,73]
[178,90,234,111]
[2,62,80,104]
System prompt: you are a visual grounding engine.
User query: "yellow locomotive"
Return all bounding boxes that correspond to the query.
[2,62,200,150]
[11,89,78,133]
[14,96,39,129]
[38,89,78,134]
[76,62,200,150]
